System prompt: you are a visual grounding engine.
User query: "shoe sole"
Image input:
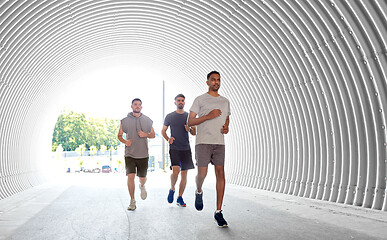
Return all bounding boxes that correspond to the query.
[127,207,136,211]
[177,203,186,207]
[214,220,228,228]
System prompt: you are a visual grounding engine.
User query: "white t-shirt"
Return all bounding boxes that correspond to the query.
[190,93,231,145]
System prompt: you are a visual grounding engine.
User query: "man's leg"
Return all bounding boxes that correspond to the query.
[171,166,180,191]
[214,165,225,210]
[139,176,147,187]
[127,173,136,200]
[137,158,148,200]
[196,167,208,193]
[179,170,187,197]
[195,167,208,210]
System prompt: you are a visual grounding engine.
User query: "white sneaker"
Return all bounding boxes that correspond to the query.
[127,199,136,211]
[139,183,147,200]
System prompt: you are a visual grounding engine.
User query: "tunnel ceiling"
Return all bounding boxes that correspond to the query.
[1,0,387,211]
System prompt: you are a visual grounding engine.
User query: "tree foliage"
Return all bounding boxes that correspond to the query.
[52,109,121,151]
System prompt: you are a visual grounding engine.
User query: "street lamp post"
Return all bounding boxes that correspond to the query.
[109,137,112,169]
[65,136,67,158]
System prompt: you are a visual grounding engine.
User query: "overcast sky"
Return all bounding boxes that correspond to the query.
[60,56,201,134]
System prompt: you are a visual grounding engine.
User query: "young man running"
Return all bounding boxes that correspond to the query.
[162,94,196,207]
[188,71,230,227]
[118,98,155,211]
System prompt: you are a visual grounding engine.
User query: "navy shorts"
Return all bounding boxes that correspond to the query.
[169,149,194,171]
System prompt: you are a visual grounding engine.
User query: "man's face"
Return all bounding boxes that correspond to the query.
[175,97,185,109]
[131,100,142,113]
[207,73,221,91]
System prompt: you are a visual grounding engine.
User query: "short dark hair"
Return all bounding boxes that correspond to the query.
[132,98,142,104]
[174,94,185,100]
[207,71,220,80]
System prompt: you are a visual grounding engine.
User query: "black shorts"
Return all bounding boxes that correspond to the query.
[169,149,194,171]
[125,156,148,177]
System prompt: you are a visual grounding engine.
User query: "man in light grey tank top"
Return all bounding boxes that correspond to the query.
[188,71,230,227]
[118,98,155,211]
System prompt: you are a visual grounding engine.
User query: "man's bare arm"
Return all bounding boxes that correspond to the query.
[187,109,222,127]
[162,125,175,144]
[138,127,156,139]
[161,125,169,141]
[117,124,132,146]
[189,126,196,135]
[221,116,230,134]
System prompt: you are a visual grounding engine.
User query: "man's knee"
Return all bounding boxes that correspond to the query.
[180,170,188,178]
[172,166,180,176]
[215,166,225,178]
[127,173,135,180]
[197,168,208,179]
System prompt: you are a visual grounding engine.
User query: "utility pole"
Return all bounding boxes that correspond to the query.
[109,138,112,168]
[162,80,166,171]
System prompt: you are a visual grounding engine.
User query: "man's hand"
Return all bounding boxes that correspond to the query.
[221,124,229,134]
[184,125,190,132]
[125,139,133,146]
[207,109,222,120]
[138,130,148,138]
[168,137,175,144]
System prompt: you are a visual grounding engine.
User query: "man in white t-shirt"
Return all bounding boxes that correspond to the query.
[188,71,230,227]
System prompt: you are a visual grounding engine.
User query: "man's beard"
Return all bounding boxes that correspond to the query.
[133,109,141,113]
[211,86,219,91]
[177,105,184,109]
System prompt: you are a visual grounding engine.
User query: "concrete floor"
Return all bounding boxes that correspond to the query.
[0,171,386,240]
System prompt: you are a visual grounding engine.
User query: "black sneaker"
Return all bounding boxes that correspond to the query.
[214,210,228,227]
[195,190,203,211]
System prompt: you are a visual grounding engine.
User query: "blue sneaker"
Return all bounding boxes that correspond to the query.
[214,210,228,227]
[176,196,186,207]
[195,190,203,211]
[167,189,175,203]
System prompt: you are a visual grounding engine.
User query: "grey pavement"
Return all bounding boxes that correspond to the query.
[0,171,386,240]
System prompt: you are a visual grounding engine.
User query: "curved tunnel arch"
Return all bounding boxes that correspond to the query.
[0,0,386,211]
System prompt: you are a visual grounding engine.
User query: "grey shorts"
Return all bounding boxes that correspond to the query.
[195,144,225,167]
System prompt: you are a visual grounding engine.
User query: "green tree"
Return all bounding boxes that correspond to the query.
[75,144,86,156]
[52,109,121,152]
[90,145,97,156]
[100,145,107,155]
[52,110,89,151]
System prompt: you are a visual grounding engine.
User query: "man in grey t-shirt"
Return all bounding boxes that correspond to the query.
[118,98,155,211]
[188,71,230,227]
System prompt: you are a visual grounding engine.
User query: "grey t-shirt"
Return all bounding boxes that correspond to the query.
[121,112,153,158]
[189,93,230,145]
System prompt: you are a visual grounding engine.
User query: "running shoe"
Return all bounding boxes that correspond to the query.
[214,210,228,227]
[195,190,203,211]
[176,196,186,207]
[127,199,136,211]
[168,189,175,203]
[139,183,147,200]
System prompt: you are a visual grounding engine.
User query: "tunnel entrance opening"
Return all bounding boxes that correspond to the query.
[48,59,199,179]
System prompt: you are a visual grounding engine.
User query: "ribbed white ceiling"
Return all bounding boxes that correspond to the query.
[0,0,386,211]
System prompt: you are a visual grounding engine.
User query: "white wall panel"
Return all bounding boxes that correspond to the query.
[0,0,386,211]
